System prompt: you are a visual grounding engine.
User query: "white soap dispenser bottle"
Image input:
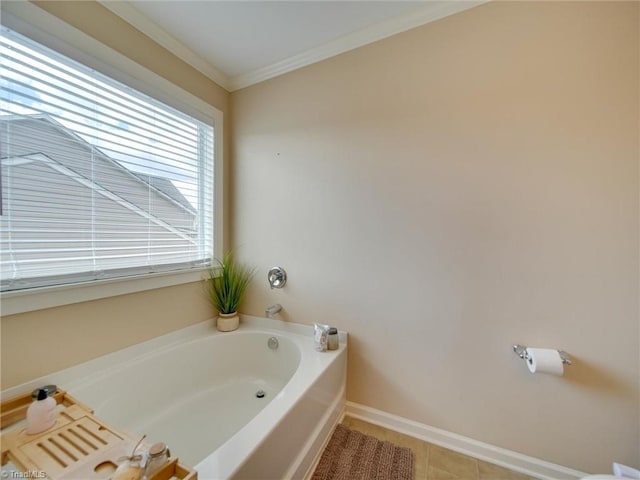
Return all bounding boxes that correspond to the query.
[26,388,56,434]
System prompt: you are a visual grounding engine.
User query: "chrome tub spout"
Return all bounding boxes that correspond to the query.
[265,304,282,318]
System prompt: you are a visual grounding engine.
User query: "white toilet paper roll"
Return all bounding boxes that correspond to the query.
[525,348,564,376]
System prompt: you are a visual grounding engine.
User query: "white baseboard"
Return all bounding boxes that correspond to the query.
[345,402,588,480]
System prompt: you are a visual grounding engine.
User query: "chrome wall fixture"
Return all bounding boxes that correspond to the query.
[265,304,282,318]
[268,266,287,289]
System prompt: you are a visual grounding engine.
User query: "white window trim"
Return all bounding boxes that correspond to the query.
[0,2,224,316]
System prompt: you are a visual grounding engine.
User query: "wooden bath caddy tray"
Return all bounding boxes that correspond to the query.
[1,389,196,480]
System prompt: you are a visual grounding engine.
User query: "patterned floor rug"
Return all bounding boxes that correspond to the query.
[312,424,414,480]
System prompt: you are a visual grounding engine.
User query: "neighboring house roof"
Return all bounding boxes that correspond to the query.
[3,153,193,241]
[0,114,196,231]
[131,172,195,213]
[0,114,205,285]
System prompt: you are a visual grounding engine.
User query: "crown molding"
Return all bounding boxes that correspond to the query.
[99,1,487,93]
[98,1,232,91]
[228,1,487,91]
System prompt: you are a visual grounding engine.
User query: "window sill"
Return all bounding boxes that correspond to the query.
[1,269,209,316]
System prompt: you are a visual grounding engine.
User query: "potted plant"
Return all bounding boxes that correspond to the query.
[207,251,255,331]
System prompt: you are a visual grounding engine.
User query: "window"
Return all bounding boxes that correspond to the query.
[0,26,215,292]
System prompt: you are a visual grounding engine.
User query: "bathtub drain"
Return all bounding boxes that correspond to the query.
[256,390,266,399]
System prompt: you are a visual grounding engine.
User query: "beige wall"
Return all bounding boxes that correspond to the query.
[231,1,639,474]
[1,2,228,388]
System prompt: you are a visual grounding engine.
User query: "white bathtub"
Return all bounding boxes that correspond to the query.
[1,316,347,480]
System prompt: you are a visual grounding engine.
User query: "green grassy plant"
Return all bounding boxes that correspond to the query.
[208,251,256,314]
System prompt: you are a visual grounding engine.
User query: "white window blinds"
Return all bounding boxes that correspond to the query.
[0,27,214,291]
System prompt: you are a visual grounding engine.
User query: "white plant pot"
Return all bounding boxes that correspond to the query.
[217,312,240,332]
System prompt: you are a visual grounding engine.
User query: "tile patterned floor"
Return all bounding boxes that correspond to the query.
[341,416,537,480]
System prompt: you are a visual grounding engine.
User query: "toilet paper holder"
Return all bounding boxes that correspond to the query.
[513,345,572,366]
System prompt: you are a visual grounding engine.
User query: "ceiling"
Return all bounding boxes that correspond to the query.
[100,1,483,91]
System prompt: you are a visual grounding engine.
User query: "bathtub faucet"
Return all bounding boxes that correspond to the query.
[265,304,282,318]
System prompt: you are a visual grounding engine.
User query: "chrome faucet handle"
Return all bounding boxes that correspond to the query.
[268,266,287,289]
